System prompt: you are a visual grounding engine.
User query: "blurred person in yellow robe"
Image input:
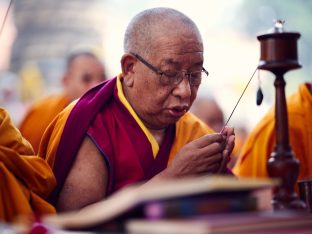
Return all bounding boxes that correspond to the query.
[19,51,107,152]
[233,83,312,181]
[0,107,56,222]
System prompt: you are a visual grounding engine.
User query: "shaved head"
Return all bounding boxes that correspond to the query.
[123,7,202,57]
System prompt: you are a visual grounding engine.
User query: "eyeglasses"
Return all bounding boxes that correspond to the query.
[131,52,209,87]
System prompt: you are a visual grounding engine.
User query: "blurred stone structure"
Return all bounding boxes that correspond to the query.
[10,0,106,99]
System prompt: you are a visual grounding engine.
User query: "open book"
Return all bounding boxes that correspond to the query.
[43,175,277,230]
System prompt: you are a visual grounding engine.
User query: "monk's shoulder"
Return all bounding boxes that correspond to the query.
[31,94,70,111]
[0,108,9,122]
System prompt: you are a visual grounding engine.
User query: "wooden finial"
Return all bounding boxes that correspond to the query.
[257,20,301,72]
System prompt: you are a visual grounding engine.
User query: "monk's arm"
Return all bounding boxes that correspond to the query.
[56,136,108,212]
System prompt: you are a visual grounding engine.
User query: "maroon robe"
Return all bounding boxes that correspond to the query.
[48,78,175,205]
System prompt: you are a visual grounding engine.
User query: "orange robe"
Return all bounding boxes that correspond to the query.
[0,108,56,222]
[233,83,312,181]
[39,78,213,167]
[39,77,214,204]
[19,94,70,153]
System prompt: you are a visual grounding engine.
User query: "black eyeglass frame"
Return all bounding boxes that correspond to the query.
[130,52,209,86]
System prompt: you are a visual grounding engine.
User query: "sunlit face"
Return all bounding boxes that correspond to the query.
[125,29,204,130]
[64,55,106,100]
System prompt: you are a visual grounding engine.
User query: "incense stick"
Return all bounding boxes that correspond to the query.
[220,67,258,133]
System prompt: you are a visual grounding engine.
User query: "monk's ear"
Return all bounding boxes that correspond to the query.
[121,53,136,87]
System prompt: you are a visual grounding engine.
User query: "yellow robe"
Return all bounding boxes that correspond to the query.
[39,78,213,169]
[39,76,214,205]
[19,94,70,153]
[0,108,56,222]
[39,103,213,168]
[233,83,312,181]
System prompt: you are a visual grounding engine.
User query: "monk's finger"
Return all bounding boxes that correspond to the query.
[197,142,225,159]
[193,133,224,148]
[220,126,235,137]
[200,152,223,166]
[217,135,235,174]
[224,135,235,153]
[194,160,221,174]
[217,153,230,174]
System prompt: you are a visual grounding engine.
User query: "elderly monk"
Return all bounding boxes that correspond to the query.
[0,108,55,222]
[234,83,312,181]
[19,51,106,153]
[39,7,235,212]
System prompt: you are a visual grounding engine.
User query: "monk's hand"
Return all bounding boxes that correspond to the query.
[165,133,226,177]
[217,126,235,174]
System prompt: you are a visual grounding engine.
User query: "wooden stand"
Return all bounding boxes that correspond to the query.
[257,21,306,210]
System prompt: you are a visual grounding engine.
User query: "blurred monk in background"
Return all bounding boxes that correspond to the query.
[19,51,107,152]
[190,96,225,132]
[0,108,55,222]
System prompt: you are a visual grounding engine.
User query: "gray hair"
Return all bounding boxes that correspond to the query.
[66,51,99,69]
[123,7,202,57]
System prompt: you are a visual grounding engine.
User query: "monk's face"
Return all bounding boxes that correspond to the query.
[64,56,106,101]
[124,27,204,130]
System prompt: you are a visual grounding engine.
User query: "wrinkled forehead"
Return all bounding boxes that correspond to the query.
[155,18,202,39]
[149,32,204,66]
[150,21,203,52]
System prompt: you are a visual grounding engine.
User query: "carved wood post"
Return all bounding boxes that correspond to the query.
[257,20,306,210]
